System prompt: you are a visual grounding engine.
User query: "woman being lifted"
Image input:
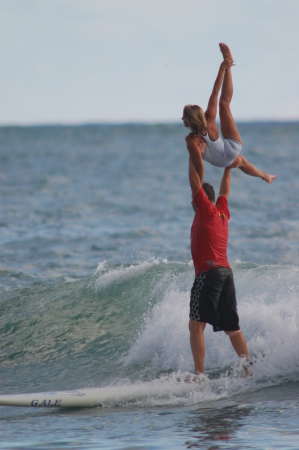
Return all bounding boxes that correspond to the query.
[183,43,276,184]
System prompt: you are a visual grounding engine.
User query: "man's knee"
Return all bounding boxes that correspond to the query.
[189,319,206,334]
[225,330,241,337]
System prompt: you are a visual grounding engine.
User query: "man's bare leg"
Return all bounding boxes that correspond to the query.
[225,330,249,358]
[226,330,252,376]
[219,43,242,144]
[189,319,206,374]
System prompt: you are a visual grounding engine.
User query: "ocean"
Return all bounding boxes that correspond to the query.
[1,122,299,449]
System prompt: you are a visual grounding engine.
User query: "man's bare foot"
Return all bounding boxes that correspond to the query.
[192,373,206,383]
[263,173,277,184]
[240,365,253,378]
[184,373,206,383]
[219,42,234,64]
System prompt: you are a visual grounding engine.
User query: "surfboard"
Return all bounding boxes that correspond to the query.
[0,386,142,408]
[0,379,197,408]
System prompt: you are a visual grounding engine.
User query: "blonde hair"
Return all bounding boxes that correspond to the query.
[183,105,207,133]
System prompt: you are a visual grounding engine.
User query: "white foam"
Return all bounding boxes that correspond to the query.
[98,371,251,408]
[234,263,299,377]
[94,258,168,290]
[123,262,299,386]
[0,371,253,408]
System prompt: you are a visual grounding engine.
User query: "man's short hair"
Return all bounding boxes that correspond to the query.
[202,182,215,202]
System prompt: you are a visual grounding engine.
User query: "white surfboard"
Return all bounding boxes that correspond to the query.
[0,386,152,408]
[0,378,198,408]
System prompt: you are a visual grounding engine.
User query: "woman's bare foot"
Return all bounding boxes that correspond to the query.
[221,58,234,70]
[263,173,277,184]
[219,42,234,64]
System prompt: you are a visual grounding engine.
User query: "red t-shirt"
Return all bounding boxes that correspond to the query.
[191,186,231,275]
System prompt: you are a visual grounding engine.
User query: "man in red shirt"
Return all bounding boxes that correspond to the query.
[186,134,249,375]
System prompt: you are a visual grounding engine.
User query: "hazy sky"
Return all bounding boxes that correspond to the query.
[1,0,299,124]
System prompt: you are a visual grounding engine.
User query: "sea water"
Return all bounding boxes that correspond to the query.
[1,122,299,449]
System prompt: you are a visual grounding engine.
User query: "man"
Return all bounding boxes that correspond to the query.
[186,134,249,375]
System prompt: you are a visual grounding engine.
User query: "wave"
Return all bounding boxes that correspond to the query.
[2,258,299,404]
[0,258,190,366]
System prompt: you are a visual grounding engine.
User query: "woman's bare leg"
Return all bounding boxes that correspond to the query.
[219,43,242,144]
[204,62,227,139]
[230,155,277,183]
[219,44,276,183]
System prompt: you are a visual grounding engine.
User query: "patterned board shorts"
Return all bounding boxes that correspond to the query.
[189,266,240,332]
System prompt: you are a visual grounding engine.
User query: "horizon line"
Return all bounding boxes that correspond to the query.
[1,118,299,128]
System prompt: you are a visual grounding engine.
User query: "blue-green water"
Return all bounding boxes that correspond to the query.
[1,123,299,448]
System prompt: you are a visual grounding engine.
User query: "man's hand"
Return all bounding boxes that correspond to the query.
[186,135,206,201]
[186,134,207,155]
[229,155,242,169]
[185,134,205,186]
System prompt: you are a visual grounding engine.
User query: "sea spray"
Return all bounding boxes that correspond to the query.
[0,257,298,406]
[122,260,299,387]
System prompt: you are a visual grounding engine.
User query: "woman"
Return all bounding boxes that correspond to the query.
[183,43,276,183]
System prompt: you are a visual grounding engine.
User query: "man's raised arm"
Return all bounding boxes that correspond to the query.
[219,166,231,199]
[186,135,206,200]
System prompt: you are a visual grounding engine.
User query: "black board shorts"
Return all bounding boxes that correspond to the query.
[189,267,240,332]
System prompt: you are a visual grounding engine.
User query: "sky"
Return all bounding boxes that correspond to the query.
[1,0,299,125]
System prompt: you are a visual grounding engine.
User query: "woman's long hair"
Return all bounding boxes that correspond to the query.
[183,105,207,133]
